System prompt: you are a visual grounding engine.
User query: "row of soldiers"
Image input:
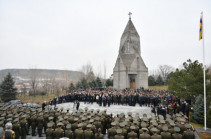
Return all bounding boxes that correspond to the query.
[0,103,195,139]
[107,112,195,139]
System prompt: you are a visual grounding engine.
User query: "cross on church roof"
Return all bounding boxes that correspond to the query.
[128,12,132,20]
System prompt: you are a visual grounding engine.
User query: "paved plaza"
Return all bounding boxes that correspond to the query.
[56,102,152,118]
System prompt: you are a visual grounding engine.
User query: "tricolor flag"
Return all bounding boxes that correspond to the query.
[199,14,203,40]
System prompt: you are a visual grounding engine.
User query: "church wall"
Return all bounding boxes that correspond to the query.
[137,71,148,89]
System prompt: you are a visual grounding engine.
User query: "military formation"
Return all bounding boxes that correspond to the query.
[0,101,195,139]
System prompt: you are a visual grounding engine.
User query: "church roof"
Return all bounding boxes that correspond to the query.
[121,19,139,39]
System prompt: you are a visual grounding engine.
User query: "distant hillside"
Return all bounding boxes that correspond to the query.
[0,69,83,82]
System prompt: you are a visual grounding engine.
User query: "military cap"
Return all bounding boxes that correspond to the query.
[6,118,12,122]
[66,113,71,116]
[82,117,86,121]
[120,113,125,117]
[39,113,43,116]
[66,124,71,129]
[74,118,79,121]
[7,114,13,118]
[142,127,148,131]
[111,122,116,126]
[150,120,156,123]
[64,116,68,120]
[119,123,125,127]
[0,127,5,138]
[185,123,191,129]
[141,122,147,128]
[151,128,158,132]
[87,124,92,128]
[127,112,132,116]
[1,113,6,117]
[78,123,83,127]
[22,115,27,118]
[143,113,147,117]
[174,127,180,132]
[98,128,101,132]
[125,118,130,122]
[143,117,148,122]
[170,122,175,126]
[13,118,19,123]
[162,125,168,131]
[87,116,92,119]
[58,115,63,119]
[133,120,138,124]
[95,117,100,121]
[0,117,4,121]
[96,109,100,112]
[116,129,122,134]
[89,119,94,123]
[14,115,19,118]
[130,126,135,130]
[160,120,165,124]
[47,123,53,128]
[0,121,4,126]
[49,117,54,120]
[152,122,158,126]
[85,107,88,111]
[57,122,63,126]
[59,118,63,122]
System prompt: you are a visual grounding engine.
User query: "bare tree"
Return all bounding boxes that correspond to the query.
[61,70,71,94]
[104,61,107,79]
[29,68,39,97]
[81,62,95,82]
[158,65,175,83]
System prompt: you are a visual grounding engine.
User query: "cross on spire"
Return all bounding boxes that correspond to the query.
[128,12,132,20]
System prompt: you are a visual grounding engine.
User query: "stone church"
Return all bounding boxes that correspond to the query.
[113,15,148,90]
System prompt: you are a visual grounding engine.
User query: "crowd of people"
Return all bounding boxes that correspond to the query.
[0,103,195,139]
[49,89,190,119]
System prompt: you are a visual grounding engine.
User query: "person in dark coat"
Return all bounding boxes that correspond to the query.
[42,101,46,111]
[185,103,190,118]
[76,100,80,111]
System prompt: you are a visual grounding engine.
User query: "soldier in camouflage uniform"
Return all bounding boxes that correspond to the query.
[12,118,21,139]
[95,128,103,139]
[20,115,28,139]
[46,123,54,139]
[84,124,93,139]
[161,125,171,139]
[37,113,44,137]
[74,123,84,139]
[114,129,124,139]
[139,128,150,139]
[183,124,195,139]
[172,127,182,139]
[54,122,64,139]
[64,123,73,139]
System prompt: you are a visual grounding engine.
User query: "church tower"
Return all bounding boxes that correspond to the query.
[113,13,148,90]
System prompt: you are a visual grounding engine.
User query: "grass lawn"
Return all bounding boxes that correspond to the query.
[17,93,63,104]
[148,86,168,90]
[190,122,211,139]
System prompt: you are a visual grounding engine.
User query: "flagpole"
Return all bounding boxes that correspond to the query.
[201,11,207,131]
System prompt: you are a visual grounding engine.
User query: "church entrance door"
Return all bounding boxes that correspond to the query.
[130,76,135,90]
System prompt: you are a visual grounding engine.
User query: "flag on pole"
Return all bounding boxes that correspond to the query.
[199,15,203,40]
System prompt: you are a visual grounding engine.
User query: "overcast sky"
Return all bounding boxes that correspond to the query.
[0,0,211,78]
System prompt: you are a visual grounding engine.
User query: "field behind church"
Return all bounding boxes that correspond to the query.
[148,85,168,90]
